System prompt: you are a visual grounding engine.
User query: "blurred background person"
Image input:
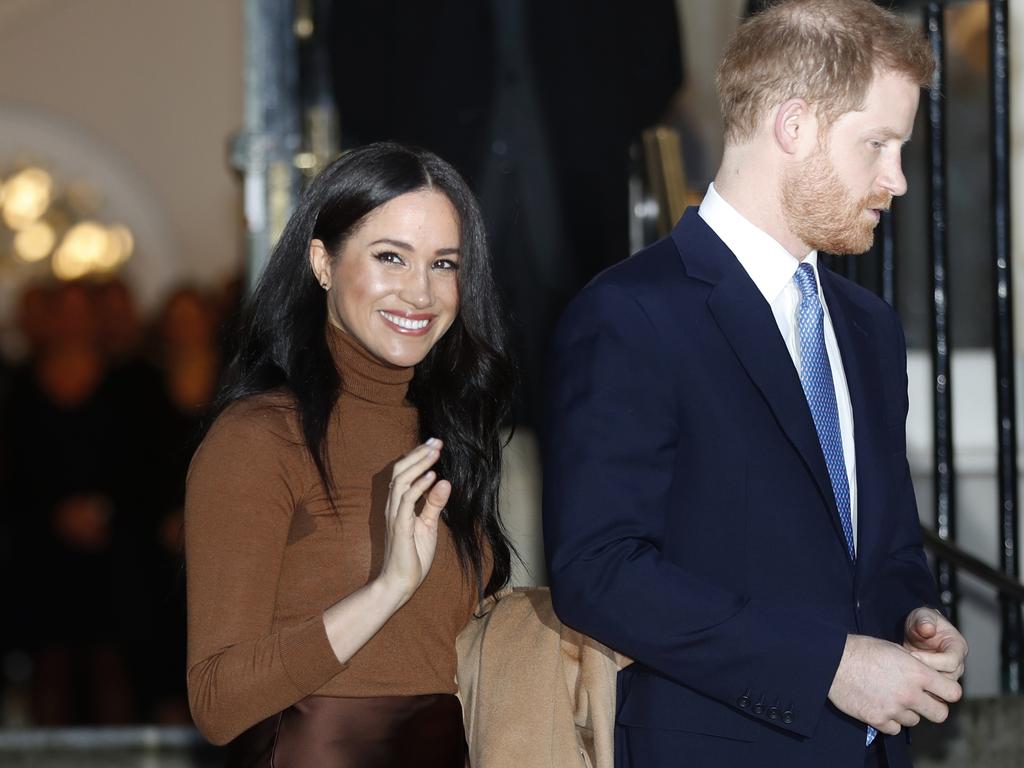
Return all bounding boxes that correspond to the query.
[139,286,222,724]
[4,281,134,724]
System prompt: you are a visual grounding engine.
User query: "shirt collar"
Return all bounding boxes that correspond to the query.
[698,182,819,304]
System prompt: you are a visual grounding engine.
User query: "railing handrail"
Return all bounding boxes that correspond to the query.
[921,527,1024,602]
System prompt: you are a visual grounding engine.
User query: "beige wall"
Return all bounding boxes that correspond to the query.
[0,0,743,323]
[677,0,746,175]
[0,0,243,319]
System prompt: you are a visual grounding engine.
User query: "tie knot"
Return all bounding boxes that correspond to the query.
[794,262,818,300]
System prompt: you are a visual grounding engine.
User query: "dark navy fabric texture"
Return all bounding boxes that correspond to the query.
[543,208,939,768]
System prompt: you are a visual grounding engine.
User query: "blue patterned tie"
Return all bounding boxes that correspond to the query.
[793,263,876,746]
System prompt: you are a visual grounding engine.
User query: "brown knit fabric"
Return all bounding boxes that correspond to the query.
[185,324,479,745]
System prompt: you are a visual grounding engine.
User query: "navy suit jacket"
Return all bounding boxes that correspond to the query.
[543,209,940,767]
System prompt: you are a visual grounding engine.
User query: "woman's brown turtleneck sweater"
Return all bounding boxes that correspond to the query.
[185,325,478,745]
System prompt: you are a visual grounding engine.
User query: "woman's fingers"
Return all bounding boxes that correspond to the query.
[387,440,442,516]
[391,438,442,480]
[392,470,439,528]
[419,479,452,526]
[403,469,437,501]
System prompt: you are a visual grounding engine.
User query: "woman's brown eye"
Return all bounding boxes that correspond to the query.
[374,251,403,265]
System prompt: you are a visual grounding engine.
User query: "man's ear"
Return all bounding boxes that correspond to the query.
[773,98,813,155]
[309,238,331,290]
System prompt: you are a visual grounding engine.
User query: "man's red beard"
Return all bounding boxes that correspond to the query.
[781,146,891,256]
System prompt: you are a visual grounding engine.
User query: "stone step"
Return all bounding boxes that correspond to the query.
[1,699,1022,767]
[913,696,1024,768]
[0,726,220,767]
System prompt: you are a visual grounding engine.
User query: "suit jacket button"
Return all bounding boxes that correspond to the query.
[782,710,794,724]
[752,701,765,715]
[767,707,779,720]
[737,695,751,709]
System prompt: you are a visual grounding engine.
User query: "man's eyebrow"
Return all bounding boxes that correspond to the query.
[872,127,913,143]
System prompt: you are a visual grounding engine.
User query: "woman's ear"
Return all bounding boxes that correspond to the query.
[309,239,331,290]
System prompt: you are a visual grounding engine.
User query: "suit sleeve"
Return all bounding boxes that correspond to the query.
[873,313,942,641]
[543,282,848,739]
[185,403,346,745]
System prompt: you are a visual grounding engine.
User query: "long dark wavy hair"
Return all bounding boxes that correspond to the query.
[210,142,516,597]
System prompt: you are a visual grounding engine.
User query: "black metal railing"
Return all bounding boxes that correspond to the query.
[922,528,1024,604]
[914,0,1022,693]
[743,0,1024,693]
[880,209,897,308]
[987,0,1023,694]
[926,1,959,628]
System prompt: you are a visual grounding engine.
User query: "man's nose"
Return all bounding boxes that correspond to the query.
[880,155,908,198]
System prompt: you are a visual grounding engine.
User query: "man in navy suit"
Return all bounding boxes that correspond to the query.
[543,1,968,766]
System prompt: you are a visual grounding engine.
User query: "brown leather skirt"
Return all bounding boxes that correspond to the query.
[226,694,468,768]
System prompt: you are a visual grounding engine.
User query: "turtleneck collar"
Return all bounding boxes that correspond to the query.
[326,322,414,406]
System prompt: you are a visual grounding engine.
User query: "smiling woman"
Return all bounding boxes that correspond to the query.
[184,143,516,767]
[309,188,462,368]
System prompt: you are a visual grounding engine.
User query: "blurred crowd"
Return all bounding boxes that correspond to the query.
[0,276,240,726]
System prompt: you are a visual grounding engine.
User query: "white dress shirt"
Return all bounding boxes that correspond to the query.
[698,183,859,549]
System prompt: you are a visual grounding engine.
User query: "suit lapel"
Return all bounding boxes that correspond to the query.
[672,210,847,549]
[820,270,885,580]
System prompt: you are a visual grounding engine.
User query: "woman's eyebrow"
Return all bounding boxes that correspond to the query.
[369,238,414,250]
[369,238,460,256]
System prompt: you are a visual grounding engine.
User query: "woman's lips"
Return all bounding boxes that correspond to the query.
[379,310,434,335]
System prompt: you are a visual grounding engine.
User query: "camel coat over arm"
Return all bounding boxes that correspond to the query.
[456,587,630,768]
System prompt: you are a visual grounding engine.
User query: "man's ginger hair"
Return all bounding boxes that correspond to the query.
[717,0,935,143]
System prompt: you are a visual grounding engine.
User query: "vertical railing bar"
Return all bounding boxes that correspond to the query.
[926,2,958,628]
[233,0,301,292]
[880,209,897,308]
[990,0,1023,694]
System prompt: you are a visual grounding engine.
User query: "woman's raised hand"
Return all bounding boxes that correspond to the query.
[320,439,453,665]
[377,438,452,603]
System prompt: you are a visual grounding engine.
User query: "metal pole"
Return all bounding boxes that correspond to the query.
[925,2,958,627]
[880,209,897,308]
[990,0,1023,693]
[232,0,302,294]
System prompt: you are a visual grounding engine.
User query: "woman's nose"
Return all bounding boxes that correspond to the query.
[397,267,433,308]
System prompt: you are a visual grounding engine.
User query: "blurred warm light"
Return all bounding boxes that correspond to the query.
[2,167,53,229]
[49,221,135,278]
[294,151,316,170]
[1,164,134,278]
[109,224,134,264]
[93,223,129,270]
[13,220,56,262]
[53,221,107,279]
[52,247,90,280]
[294,16,314,39]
